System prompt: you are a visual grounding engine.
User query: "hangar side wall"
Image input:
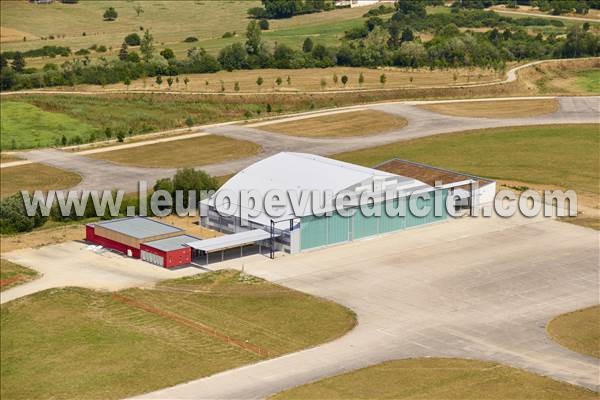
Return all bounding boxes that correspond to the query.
[300,189,449,251]
[86,225,141,258]
[139,244,191,268]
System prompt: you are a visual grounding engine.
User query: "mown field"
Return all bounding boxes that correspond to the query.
[0,270,356,400]
[89,135,262,168]
[260,110,407,138]
[1,162,81,198]
[419,98,559,118]
[335,124,600,198]
[0,259,38,292]
[270,358,597,400]
[547,305,600,358]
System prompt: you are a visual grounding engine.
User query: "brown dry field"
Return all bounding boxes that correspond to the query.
[88,135,261,168]
[518,58,599,94]
[547,306,600,358]
[1,224,85,253]
[157,215,223,239]
[0,26,38,43]
[0,153,23,163]
[420,98,559,118]
[1,162,82,198]
[261,110,407,138]
[52,66,501,93]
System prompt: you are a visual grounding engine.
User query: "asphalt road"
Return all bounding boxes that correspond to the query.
[10,96,600,194]
[133,213,599,399]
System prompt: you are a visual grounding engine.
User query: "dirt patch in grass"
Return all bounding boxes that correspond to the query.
[88,135,261,168]
[270,358,597,400]
[1,270,356,399]
[420,98,559,118]
[261,110,407,138]
[547,306,600,358]
[0,259,39,291]
[1,162,82,198]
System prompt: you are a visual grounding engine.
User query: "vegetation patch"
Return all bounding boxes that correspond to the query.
[547,305,600,358]
[88,135,261,168]
[270,358,597,400]
[0,101,98,149]
[420,98,559,118]
[334,124,599,197]
[0,153,22,163]
[576,70,600,93]
[0,259,38,291]
[1,162,81,198]
[0,270,356,400]
[261,110,407,138]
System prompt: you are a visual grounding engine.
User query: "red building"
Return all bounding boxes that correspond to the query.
[86,217,199,268]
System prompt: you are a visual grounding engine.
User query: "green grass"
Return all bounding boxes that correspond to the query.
[334,124,600,196]
[270,358,597,400]
[0,270,356,400]
[0,259,39,292]
[547,305,600,358]
[0,101,98,149]
[576,70,600,93]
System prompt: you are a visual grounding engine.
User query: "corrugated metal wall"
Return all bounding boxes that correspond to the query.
[300,190,448,251]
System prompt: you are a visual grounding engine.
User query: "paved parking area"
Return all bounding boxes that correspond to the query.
[0,241,203,304]
[136,214,599,399]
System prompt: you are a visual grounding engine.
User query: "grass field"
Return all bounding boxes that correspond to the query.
[547,306,600,358]
[576,70,600,93]
[270,358,597,400]
[88,135,261,168]
[0,259,38,292]
[1,101,98,149]
[50,66,500,93]
[261,110,407,138]
[0,270,355,399]
[420,99,559,118]
[334,124,599,197]
[1,162,82,198]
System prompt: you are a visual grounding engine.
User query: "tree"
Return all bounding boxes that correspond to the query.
[275,76,282,86]
[256,76,264,87]
[302,37,314,53]
[245,20,262,55]
[11,52,25,73]
[61,135,68,146]
[124,33,141,46]
[341,75,348,86]
[234,81,240,92]
[259,19,269,30]
[266,103,272,112]
[218,43,247,71]
[155,75,162,86]
[320,78,326,90]
[133,4,144,16]
[286,75,291,85]
[104,127,112,140]
[171,168,219,208]
[185,116,194,129]
[184,77,190,88]
[124,76,131,89]
[140,29,155,62]
[379,73,387,86]
[333,73,338,85]
[118,42,129,61]
[401,28,414,43]
[160,48,175,60]
[167,77,174,89]
[117,132,125,142]
[103,7,118,21]
[583,22,590,32]
[126,51,140,63]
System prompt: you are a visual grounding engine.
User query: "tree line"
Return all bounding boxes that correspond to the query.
[1,0,598,91]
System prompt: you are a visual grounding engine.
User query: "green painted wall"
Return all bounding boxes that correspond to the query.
[300,190,448,251]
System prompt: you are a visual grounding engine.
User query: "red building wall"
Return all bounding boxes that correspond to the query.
[139,243,192,268]
[86,225,141,258]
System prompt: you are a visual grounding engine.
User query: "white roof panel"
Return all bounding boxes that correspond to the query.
[186,229,273,252]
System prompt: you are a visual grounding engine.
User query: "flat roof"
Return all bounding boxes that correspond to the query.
[94,217,183,239]
[374,159,494,188]
[143,234,200,252]
[186,229,273,253]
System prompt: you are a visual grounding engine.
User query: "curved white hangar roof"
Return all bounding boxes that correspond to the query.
[203,152,432,225]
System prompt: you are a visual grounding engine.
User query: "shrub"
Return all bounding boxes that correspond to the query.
[184,36,198,42]
[222,31,234,38]
[124,33,141,46]
[103,7,118,21]
[259,19,269,30]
